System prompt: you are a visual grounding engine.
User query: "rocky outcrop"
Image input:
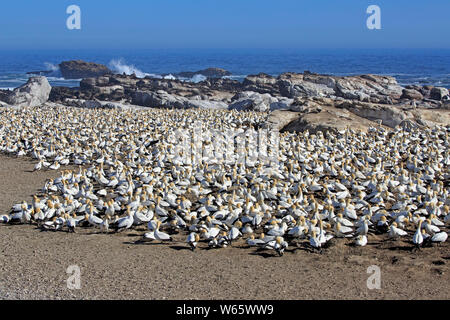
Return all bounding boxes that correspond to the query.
[44,67,449,132]
[132,90,186,109]
[131,90,228,110]
[430,87,449,101]
[242,73,279,94]
[4,76,51,107]
[342,74,401,101]
[59,60,112,79]
[280,106,379,134]
[401,89,424,100]
[0,89,11,103]
[265,110,300,131]
[412,108,450,127]
[337,100,412,128]
[228,91,293,112]
[49,71,444,108]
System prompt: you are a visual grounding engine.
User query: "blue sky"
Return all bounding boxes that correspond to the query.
[0,0,448,49]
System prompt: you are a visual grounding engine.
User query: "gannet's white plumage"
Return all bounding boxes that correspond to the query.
[0,106,447,257]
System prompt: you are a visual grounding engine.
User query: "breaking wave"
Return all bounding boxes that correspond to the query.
[44,62,60,72]
[109,59,150,78]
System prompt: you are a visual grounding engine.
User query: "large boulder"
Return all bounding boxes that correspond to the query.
[279,80,335,98]
[59,60,111,79]
[185,98,228,110]
[277,73,336,98]
[132,90,187,109]
[243,73,279,94]
[0,89,11,103]
[132,90,228,109]
[274,73,403,103]
[228,91,293,112]
[335,75,403,102]
[430,87,449,101]
[401,89,423,100]
[337,101,412,128]
[280,106,377,134]
[412,108,450,127]
[265,110,300,131]
[228,91,272,112]
[5,76,51,107]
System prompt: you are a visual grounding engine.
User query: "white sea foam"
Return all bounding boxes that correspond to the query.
[109,59,150,78]
[47,76,79,81]
[163,74,176,80]
[190,74,207,83]
[223,75,246,82]
[44,62,60,72]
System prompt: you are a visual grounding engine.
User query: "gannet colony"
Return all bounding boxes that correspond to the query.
[0,104,448,256]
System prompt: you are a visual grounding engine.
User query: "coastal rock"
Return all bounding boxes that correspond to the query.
[185,99,228,110]
[49,86,80,102]
[277,73,335,98]
[43,67,449,132]
[109,74,140,87]
[131,90,228,109]
[337,101,411,128]
[80,78,98,90]
[273,73,403,102]
[203,78,242,92]
[335,75,403,102]
[83,100,102,108]
[228,91,272,112]
[96,76,111,86]
[59,60,111,79]
[0,89,11,103]
[5,76,51,107]
[412,108,450,127]
[228,91,292,112]
[132,90,187,109]
[280,106,377,134]
[401,89,424,100]
[289,97,323,113]
[96,85,124,96]
[430,87,449,101]
[266,110,301,131]
[242,73,279,94]
[280,80,335,98]
[271,97,295,111]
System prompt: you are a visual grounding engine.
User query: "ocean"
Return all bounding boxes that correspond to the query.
[0,48,449,89]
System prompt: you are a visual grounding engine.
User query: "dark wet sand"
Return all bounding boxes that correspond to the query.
[0,155,448,300]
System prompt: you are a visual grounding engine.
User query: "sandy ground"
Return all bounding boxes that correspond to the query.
[0,154,449,300]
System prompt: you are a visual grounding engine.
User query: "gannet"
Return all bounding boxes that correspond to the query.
[412,220,424,248]
[354,235,368,246]
[154,220,172,242]
[431,232,448,244]
[187,232,200,251]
